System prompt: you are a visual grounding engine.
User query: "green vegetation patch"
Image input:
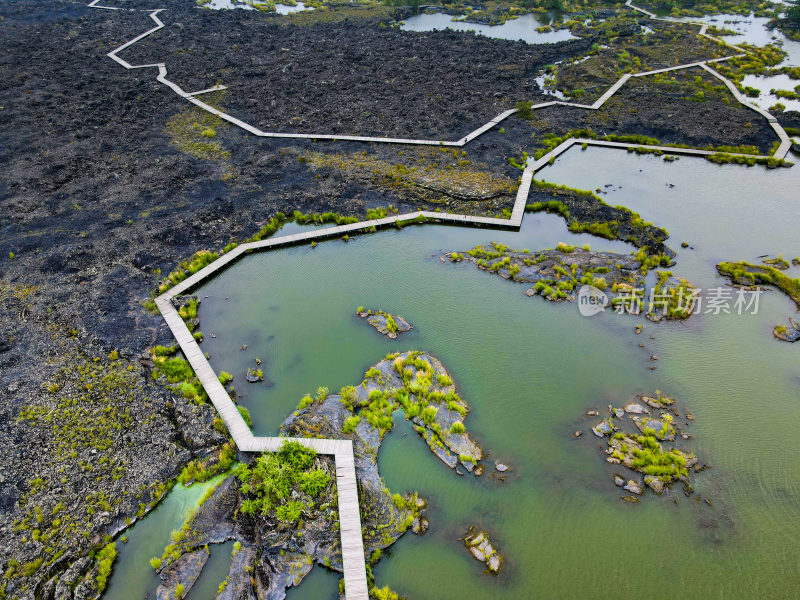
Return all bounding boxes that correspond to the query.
[525,179,672,253]
[608,431,693,482]
[150,343,208,406]
[717,260,800,308]
[237,441,333,523]
[177,442,237,486]
[10,349,175,593]
[302,148,517,213]
[165,91,234,178]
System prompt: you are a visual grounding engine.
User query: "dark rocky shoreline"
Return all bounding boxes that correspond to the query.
[0,0,796,596]
[151,351,479,599]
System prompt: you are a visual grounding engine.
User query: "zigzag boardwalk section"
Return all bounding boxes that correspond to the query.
[94,0,800,595]
[88,0,792,157]
[156,287,371,598]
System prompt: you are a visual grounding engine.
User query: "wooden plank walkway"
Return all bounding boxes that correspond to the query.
[93,1,798,596]
[157,286,370,598]
[90,0,793,159]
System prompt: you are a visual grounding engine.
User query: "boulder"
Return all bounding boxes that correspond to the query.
[591,420,613,437]
[411,516,429,535]
[644,475,665,494]
[623,479,643,495]
[464,530,502,574]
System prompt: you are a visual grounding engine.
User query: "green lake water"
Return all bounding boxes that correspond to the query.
[103,474,228,600]
[106,149,800,599]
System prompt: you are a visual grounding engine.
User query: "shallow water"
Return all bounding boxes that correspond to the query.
[103,474,229,600]
[534,73,566,99]
[185,147,800,598]
[186,541,234,600]
[202,0,312,13]
[275,2,312,15]
[203,0,254,10]
[742,72,800,112]
[653,12,800,111]
[400,13,576,44]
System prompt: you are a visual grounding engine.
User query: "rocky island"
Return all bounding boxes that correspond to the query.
[150,351,485,599]
[464,529,503,574]
[584,393,709,502]
[356,308,413,339]
[717,260,800,342]
[448,243,697,319]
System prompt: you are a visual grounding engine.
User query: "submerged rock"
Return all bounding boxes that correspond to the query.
[245,367,263,383]
[464,529,503,574]
[357,307,412,339]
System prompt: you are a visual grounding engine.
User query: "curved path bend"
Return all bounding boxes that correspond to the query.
[83,1,798,597]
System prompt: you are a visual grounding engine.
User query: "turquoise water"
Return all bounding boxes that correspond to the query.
[104,474,229,600]
[102,148,800,599]
[400,13,576,44]
[186,541,234,600]
[184,149,800,598]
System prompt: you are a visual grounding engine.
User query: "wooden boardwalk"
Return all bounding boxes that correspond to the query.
[88,1,800,597]
[89,0,792,159]
[157,286,370,598]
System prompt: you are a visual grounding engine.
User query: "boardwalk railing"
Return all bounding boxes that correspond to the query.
[89,0,792,157]
[86,1,799,597]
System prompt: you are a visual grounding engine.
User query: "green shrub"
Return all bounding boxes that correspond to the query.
[94,542,116,593]
[237,442,329,522]
[342,415,361,434]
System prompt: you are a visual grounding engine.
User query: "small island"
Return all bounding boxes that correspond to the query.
[774,319,800,342]
[448,243,696,320]
[717,260,800,342]
[584,392,707,502]
[357,307,413,339]
[464,529,503,574]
